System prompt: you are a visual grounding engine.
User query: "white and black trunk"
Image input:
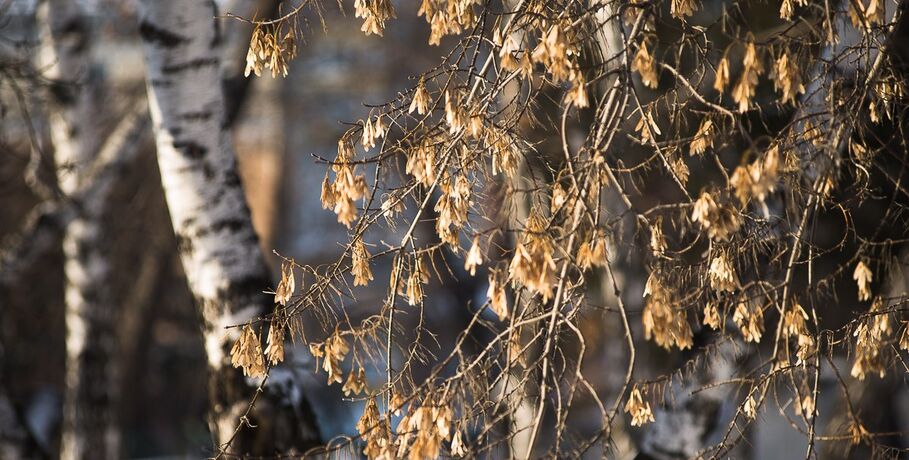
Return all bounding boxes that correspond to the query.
[137,0,320,454]
[38,1,119,458]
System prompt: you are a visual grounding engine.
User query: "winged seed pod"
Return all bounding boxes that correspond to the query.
[733,300,764,343]
[230,325,266,378]
[853,261,873,301]
[487,271,509,321]
[265,320,285,365]
[708,252,738,293]
[464,236,483,276]
[624,386,654,426]
[354,0,397,36]
[632,41,659,89]
[689,118,714,155]
[352,239,374,286]
[732,41,764,112]
[671,0,698,18]
[274,260,295,306]
[409,76,431,115]
[643,272,693,350]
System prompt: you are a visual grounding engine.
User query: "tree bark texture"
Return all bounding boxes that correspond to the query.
[137,1,321,455]
[38,1,119,458]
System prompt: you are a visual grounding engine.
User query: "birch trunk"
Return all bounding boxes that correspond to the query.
[38,1,119,458]
[137,1,320,454]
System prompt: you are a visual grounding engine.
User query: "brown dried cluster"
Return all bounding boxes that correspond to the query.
[509,209,558,301]
[245,22,297,78]
[231,325,266,378]
[643,272,693,350]
[731,41,764,112]
[322,136,369,227]
[624,386,655,426]
[691,192,741,241]
[355,0,397,36]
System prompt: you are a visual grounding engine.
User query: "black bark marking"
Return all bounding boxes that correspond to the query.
[149,78,173,88]
[57,18,89,53]
[202,162,215,180]
[195,217,249,239]
[138,20,187,47]
[223,169,242,188]
[175,232,193,254]
[209,0,223,49]
[172,141,208,159]
[49,80,79,106]
[179,110,214,122]
[162,58,219,74]
[215,272,272,312]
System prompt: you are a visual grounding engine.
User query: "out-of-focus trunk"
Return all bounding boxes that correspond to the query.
[137,1,321,455]
[37,1,119,458]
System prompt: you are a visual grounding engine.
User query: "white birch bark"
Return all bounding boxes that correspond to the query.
[137,0,320,454]
[637,340,750,459]
[37,1,119,458]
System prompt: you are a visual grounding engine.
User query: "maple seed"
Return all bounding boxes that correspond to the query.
[487,271,509,321]
[352,239,374,287]
[631,41,659,89]
[230,325,266,378]
[265,321,285,365]
[464,236,483,276]
[274,260,295,306]
[625,386,655,426]
[853,261,873,301]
